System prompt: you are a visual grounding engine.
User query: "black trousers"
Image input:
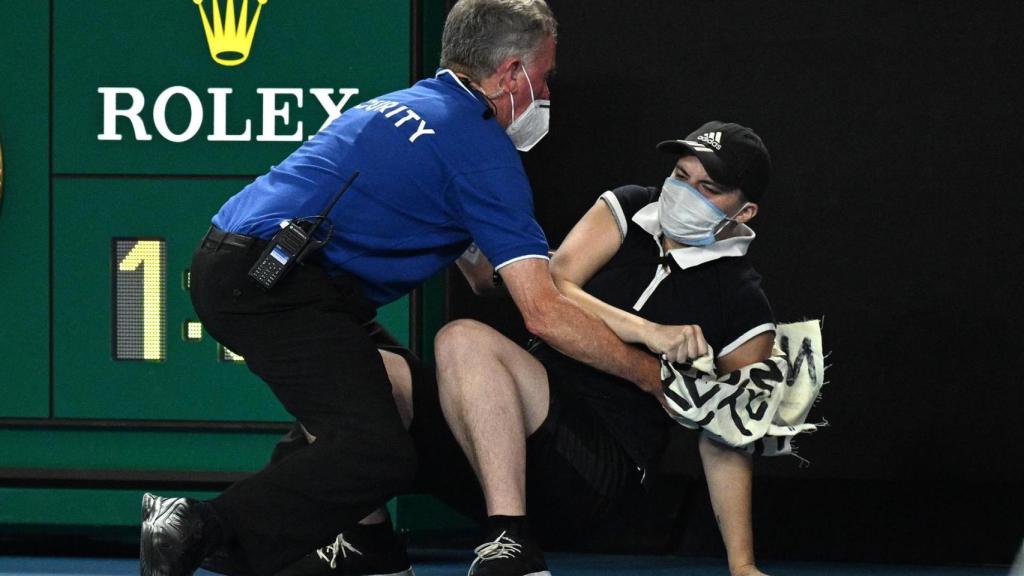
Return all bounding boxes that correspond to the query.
[189,232,416,575]
[263,339,649,546]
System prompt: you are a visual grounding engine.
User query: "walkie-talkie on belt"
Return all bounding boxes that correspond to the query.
[248,171,360,290]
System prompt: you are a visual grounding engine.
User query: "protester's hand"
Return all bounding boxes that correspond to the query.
[644,323,709,364]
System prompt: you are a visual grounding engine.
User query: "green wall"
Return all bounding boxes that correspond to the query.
[0,1,50,418]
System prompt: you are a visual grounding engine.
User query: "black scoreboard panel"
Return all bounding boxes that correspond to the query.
[52,178,292,420]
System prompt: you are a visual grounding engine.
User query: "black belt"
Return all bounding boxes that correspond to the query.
[202,226,260,249]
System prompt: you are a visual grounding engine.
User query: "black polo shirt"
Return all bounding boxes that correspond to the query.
[532,184,775,468]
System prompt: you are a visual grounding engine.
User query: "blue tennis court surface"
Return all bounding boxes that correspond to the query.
[0,550,1010,576]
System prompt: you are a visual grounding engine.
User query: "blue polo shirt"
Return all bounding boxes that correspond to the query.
[212,70,549,306]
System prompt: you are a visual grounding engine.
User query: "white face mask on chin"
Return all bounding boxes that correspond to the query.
[504,64,550,152]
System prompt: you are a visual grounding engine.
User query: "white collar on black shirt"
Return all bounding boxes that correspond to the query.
[631,200,756,269]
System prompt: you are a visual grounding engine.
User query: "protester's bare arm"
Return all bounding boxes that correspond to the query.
[699,333,775,576]
[499,257,661,394]
[547,200,648,336]
[700,434,765,576]
[717,332,775,374]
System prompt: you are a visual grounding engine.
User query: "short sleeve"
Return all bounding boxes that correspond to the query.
[718,263,776,357]
[452,166,550,270]
[600,185,659,239]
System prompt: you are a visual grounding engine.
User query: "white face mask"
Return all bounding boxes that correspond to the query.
[659,176,746,246]
[504,64,550,152]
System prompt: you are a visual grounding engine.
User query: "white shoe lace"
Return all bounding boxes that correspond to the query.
[316,532,363,569]
[467,530,522,575]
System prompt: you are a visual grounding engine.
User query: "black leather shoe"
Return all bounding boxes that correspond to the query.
[140,493,217,576]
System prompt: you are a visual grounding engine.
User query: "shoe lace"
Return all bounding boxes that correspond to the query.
[468,530,522,575]
[316,532,363,569]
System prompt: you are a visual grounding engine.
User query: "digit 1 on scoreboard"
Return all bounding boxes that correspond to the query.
[112,238,166,361]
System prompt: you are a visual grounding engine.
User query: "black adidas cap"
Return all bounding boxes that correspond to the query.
[656,121,772,202]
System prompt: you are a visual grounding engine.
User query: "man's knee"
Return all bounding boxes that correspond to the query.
[434,318,496,368]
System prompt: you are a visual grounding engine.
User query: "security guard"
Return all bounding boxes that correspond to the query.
[139,2,664,576]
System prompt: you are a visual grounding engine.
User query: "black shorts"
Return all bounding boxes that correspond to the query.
[406,344,647,546]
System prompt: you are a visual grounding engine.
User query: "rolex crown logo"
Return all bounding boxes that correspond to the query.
[193,0,269,67]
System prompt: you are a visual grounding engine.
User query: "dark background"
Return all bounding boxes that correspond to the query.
[447,0,1024,566]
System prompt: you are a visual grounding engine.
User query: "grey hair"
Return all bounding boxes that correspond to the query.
[440,0,557,82]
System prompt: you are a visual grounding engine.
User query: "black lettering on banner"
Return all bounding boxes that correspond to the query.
[663,387,692,411]
[660,358,691,410]
[695,411,715,427]
[720,370,743,386]
[745,388,770,423]
[744,363,781,423]
[748,362,782,391]
[679,365,721,408]
[718,380,755,436]
[781,335,818,388]
[661,358,721,411]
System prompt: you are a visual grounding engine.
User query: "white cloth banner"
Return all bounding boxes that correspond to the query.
[660,319,826,457]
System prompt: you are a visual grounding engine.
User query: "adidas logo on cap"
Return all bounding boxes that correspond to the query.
[696,131,723,151]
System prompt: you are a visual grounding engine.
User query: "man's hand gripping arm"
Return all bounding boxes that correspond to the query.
[498,257,661,394]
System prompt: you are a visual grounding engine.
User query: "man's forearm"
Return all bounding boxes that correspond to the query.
[531,291,660,393]
[554,279,651,345]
